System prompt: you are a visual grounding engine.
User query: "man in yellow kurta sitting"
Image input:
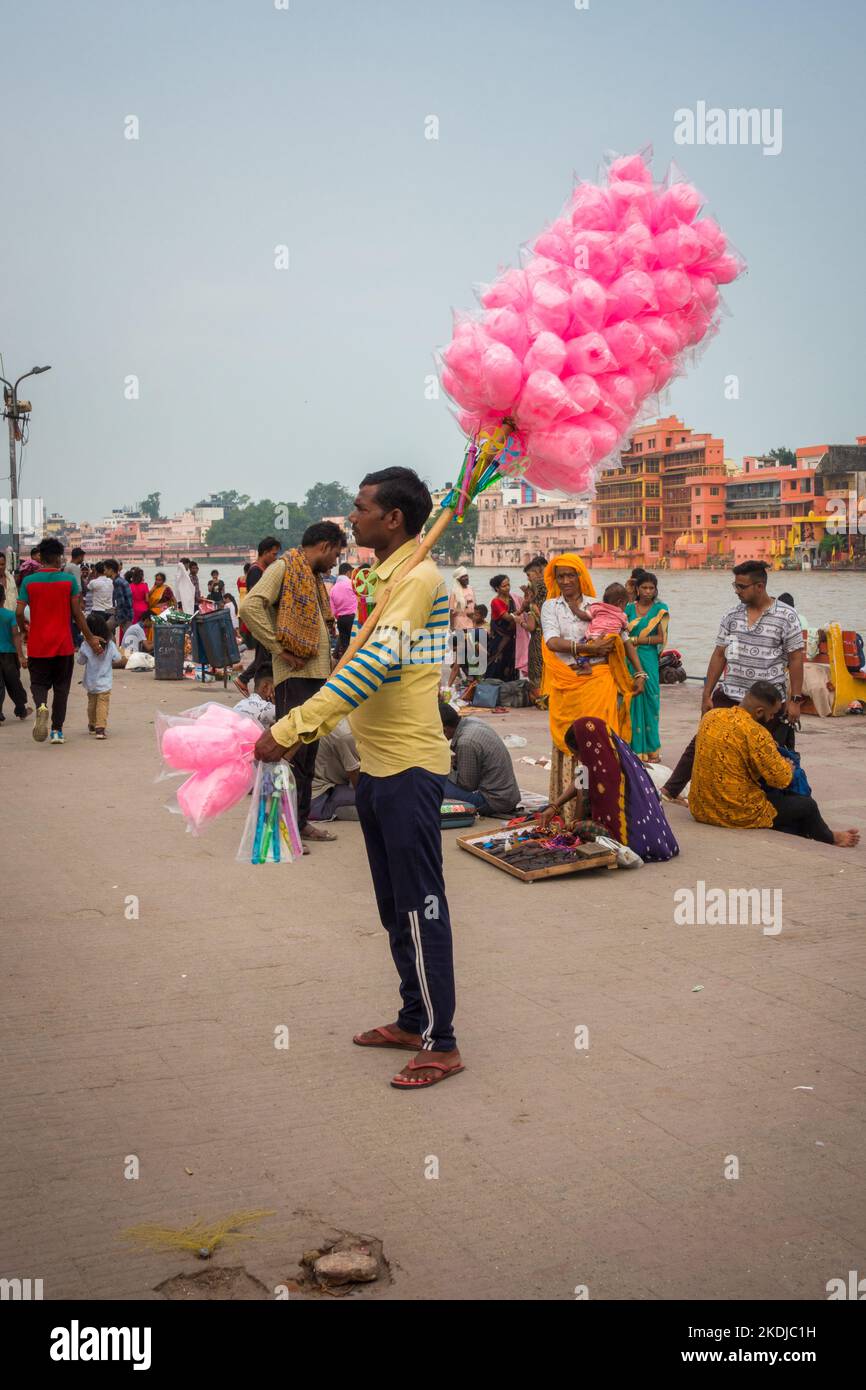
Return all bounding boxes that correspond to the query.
[690,680,859,847]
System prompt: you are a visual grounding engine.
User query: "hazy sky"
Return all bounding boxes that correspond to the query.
[4,0,864,520]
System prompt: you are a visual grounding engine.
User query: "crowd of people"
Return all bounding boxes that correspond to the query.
[3,475,859,1092]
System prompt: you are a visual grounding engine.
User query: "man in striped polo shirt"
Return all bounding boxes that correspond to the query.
[254,468,463,1091]
[663,560,805,803]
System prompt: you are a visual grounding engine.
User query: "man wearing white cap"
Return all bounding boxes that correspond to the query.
[448,566,476,685]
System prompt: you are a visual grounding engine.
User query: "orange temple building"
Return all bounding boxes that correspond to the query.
[591,417,838,569]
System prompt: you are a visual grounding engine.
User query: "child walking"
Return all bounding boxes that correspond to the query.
[76,613,127,738]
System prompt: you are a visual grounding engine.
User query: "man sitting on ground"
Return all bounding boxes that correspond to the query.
[438,701,521,817]
[662,559,804,804]
[689,679,859,847]
[308,718,361,821]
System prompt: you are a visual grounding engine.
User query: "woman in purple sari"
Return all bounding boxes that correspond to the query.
[543,716,679,862]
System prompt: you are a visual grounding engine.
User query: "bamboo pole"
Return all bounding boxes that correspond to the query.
[332,506,456,674]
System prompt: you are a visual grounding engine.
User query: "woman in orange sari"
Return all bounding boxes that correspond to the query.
[540,553,645,822]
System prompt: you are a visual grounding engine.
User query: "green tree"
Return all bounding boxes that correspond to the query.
[206,497,313,550]
[196,490,251,512]
[432,505,478,563]
[819,531,844,555]
[139,491,162,521]
[206,499,282,548]
[768,447,796,468]
[302,480,355,519]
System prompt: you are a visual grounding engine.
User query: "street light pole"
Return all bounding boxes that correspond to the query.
[0,365,51,562]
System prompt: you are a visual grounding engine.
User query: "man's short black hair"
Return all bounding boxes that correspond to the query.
[778,591,795,608]
[748,679,783,706]
[302,521,347,548]
[733,560,768,582]
[360,467,432,537]
[338,562,354,576]
[38,537,64,561]
[438,700,461,731]
[104,558,119,574]
[257,536,281,556]
[71,547,85,560]
[523,554,547,574]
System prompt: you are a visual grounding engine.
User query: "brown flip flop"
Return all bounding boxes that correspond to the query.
[391,1059,465,1090]
[352,1025,421,1051]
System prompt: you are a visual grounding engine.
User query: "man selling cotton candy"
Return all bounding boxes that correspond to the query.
[254,468,464,1092]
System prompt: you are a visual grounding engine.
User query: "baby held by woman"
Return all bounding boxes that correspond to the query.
[575,583,643,673]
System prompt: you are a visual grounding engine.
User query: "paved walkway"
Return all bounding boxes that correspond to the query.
[2,674,864,1299]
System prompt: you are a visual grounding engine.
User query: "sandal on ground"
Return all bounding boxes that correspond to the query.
[353,1025,422,1051]
[391,1059,466,1090]
[301,824,337,841]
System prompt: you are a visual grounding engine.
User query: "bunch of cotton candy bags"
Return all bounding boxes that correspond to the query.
[155,702,264,833]
[438,151,745,492]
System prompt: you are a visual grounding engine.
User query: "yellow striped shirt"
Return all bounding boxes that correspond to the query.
[269,540,451,778]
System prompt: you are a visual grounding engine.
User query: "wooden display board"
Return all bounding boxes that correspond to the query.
[457,830,617,882]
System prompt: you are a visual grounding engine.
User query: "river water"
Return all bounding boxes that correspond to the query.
[138,561,866,677]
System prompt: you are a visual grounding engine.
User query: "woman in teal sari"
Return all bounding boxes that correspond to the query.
[626,572,669,763]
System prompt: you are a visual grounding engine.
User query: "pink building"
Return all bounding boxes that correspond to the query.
[475,485,592,566]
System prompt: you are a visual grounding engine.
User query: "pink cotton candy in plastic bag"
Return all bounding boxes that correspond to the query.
[516,371,574,429]
[437,149,744,496]
[523,331,568,377]
[477,341,523,409]
[161,722,253,772]
[564,332,617,377]
[176,759,256,833]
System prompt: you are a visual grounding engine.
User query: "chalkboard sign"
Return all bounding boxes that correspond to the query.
[153,624,186,680]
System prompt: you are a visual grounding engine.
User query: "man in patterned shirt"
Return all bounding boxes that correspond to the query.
[663,560,805,804]
[254,468,463,1091]
[690,680,859,846]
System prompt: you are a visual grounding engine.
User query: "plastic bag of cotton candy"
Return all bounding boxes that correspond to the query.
[155,701,265,833]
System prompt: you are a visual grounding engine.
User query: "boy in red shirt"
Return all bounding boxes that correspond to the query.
[17,537,104,744]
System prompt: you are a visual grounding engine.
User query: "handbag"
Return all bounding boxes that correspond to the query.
[472,681,501,708]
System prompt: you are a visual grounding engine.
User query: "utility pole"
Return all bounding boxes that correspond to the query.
[1,364,52,561]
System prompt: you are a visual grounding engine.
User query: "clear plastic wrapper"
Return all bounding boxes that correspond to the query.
[237,762,303,865]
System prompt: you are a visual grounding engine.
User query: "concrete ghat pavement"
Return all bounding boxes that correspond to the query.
[1,674,864,1301]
